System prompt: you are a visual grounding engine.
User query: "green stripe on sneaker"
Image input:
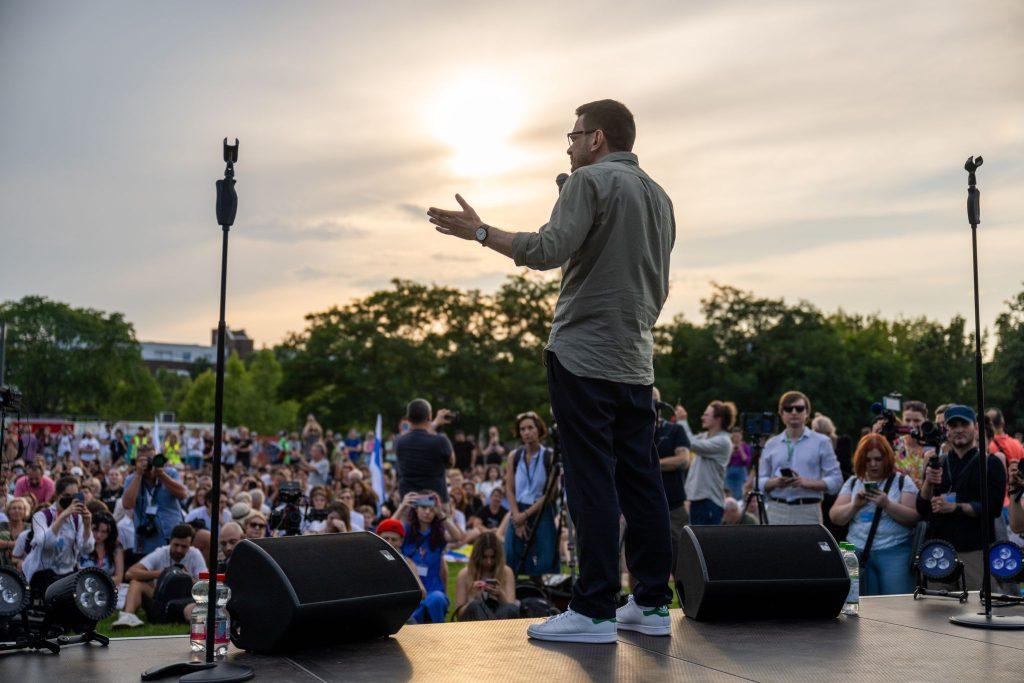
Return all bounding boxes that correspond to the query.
[642,607,669,617]
[592,617,617,624]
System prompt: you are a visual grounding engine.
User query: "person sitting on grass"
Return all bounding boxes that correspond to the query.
[392,491,464,624]
[454,531,518,621]
[111,523,206,628]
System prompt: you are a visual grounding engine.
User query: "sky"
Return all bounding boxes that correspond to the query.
[2,1,1022,348]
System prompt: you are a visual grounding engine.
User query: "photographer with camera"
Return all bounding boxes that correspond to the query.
[393,490,464,623]
[121,444,187,556]
[758,391,842,525]
[677,400,735,524]
[21,476,94,595]
[112,523,206,628]
[396,399,455,503]
[916,405,1006,590]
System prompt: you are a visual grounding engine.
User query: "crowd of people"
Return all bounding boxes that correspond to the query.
[2,390,1023,631]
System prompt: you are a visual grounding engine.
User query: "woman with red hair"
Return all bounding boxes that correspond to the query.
[829,434,920,595]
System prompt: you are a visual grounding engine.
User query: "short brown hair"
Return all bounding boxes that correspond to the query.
[575,100,636,152]
[778,391,812,419]
[853,434,895,480]
[903,400,928,416]
[708,401,737,430]
[515,411,549,441]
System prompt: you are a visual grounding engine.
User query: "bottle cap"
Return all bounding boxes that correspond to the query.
[216,573,226,581]
[199,571,210,580]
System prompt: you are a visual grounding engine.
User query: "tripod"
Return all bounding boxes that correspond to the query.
[743,439,770,525]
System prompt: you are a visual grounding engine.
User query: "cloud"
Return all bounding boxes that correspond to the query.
[239,218,368,243]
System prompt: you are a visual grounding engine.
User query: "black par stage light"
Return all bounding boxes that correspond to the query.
[913,539,967,602]
[987,541,1024,606]
[41,567,116,647]
[0,566,30,619]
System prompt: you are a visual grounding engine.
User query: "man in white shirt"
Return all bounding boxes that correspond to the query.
[111,523,207,628]
[78,430,101,464]
[758,391,843,525]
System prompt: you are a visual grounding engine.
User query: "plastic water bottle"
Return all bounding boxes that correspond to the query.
[189,572,210,661]
[213,574,231,659]
[840,542,859,616]
[189,572,231,660]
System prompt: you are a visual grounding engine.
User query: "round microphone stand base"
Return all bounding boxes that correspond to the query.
[179,661,255,683]
[949,612,1024,630]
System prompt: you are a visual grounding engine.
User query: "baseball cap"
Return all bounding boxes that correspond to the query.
[943,404,977,425]
[376,518,405,538]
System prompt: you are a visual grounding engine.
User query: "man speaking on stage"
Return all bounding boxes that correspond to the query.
[427,99,676,643]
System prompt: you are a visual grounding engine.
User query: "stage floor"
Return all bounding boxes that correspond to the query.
[3,594,1023,681]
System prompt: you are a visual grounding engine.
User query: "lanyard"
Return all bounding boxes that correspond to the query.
[522,446,544,491]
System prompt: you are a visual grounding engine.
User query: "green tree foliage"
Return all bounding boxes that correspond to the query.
[178,350,298,433]
[0,296,144,416]
[103,365,164,421]
[154,369,192,415]
[277,274,559,435]
[654,284,976,433]
[987,286,1024,428]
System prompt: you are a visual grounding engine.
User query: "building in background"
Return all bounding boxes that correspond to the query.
[140,327,253,375]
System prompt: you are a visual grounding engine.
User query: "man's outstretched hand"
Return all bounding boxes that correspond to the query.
[427,194,481,240]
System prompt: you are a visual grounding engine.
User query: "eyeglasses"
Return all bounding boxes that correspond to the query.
[566,129,597,145]
[782,405,807,414]
[247,522,266,529]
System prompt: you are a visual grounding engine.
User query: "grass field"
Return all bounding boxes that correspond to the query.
[96,562,681,639]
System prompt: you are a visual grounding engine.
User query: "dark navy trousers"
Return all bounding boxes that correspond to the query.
[547,351,673,619]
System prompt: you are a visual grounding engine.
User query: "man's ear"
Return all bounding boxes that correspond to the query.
[591,129,606,152]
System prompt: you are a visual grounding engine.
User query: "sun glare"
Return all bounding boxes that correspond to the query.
[426,73,528,177]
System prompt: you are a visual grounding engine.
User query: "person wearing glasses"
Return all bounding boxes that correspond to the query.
[758,391,843,525]
[427,99,675,643]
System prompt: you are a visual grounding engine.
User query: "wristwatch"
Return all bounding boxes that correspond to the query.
[474,224,489,246]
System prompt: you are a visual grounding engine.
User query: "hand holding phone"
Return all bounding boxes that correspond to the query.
[779,467,795,479]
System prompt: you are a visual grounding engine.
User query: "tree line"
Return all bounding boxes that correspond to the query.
[3,274,1024,437]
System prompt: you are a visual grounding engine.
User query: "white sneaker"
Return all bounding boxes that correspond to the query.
[110,612,144,628]
[527,608,617,644]
[615,594,671,636]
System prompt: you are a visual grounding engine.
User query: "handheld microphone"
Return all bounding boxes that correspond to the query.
[556,173,569,193]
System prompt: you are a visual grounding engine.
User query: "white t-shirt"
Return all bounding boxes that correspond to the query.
[184,507,233,531]
[78,437,101,462]
[117,515,135,552]
[58,434,74,456]
[140,545,207,579]
[99,429,112,458]
[349,509,365,532]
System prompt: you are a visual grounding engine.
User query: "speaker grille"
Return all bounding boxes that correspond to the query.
[253,532,415,604]
[692,525,844,581]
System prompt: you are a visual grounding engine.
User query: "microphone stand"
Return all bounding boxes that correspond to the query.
[142,140,256,680]
[949,156,1024,631]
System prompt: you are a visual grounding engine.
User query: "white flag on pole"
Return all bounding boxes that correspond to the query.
[370,414,385,515]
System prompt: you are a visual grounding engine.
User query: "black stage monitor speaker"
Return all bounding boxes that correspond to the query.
[226,532,422,653]
[676,524,849,621]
